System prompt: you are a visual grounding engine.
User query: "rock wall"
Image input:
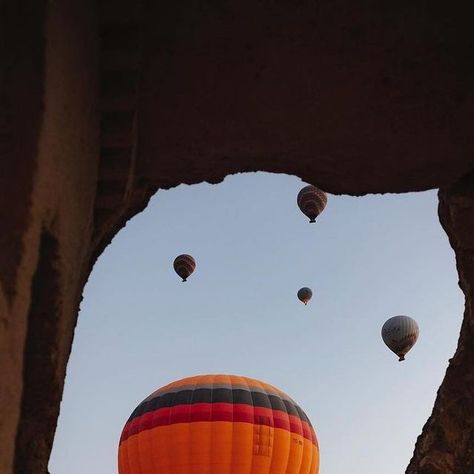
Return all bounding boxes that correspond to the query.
[406,176,474,474]
[0,1,99,472]
[139,0,474,194]
[0,1,473,473]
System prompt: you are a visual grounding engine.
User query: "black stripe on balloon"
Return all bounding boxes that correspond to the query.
[175,261,193,268]
[127,389,311,425]
[176,265,192,273]
[175,256,195,265]
[299,191,325,202]
[300,200,324,211]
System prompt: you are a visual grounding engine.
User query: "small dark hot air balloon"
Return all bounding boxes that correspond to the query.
[297,185,327,223]
[118,374,320,474]
[381,315,419,361]
[173,254,196,282]
[298,287,313,305]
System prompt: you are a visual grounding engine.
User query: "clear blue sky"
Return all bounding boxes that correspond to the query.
[49,172,463,474]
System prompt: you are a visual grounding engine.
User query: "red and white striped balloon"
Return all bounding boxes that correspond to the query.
[173,254,196,282]
[297,185,327,223]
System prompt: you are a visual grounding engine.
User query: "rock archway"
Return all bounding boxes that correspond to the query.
[1,1,473,473]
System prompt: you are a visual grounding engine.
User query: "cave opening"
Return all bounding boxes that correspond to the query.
[48,172,463,474]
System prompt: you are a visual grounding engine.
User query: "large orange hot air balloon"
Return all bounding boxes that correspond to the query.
[118,374,319,474]
[297,185,327,223]
[173,254,196,282]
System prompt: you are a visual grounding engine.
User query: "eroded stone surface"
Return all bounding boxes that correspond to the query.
[406,176,474,474]
[1,1,99,472]
[139,1,474,194]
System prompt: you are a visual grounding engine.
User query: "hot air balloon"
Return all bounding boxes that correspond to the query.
[381,315,419,361]
[298,287,313,305]
[173,254,196,282]
[118,374,319,474]
[297,185,327,223]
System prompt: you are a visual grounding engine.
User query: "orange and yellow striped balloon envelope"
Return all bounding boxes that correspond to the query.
[118,374,319,474]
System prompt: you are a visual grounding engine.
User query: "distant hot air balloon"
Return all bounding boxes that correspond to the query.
[298,287,313,305]
[118,374,320,474]
[297,185,327,223]
[173,254,196,282]
[381,315,419,361]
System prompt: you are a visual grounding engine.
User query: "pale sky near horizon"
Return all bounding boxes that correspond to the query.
[49,172,463,474]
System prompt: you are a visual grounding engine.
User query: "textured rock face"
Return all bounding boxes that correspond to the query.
[0,1,99,472]
[1,1,474,473]
[140,1,474,193]
[406,177,474,474]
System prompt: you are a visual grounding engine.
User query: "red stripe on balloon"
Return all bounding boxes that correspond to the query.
[120,402,316,445]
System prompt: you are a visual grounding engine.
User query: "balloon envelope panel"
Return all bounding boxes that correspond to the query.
[297,186,327,223]
[297,288,313,305]
[381,315,419,360]
[173,254,196,281]
[119,374,319,474]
